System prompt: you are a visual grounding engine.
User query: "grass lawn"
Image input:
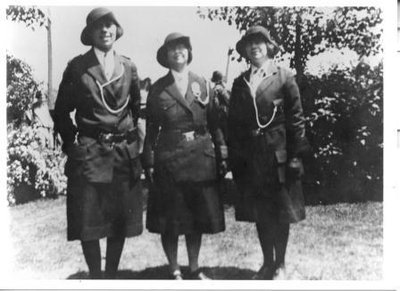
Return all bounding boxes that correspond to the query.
[7,196,382,280]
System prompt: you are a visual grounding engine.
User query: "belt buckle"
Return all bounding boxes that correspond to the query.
[251,128,262,137]
[99,133,111,143]
[182,131,195,141]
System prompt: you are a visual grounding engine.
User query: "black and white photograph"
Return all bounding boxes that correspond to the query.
[2,1,395,288]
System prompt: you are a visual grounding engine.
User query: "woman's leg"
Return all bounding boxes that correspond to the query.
[254,222,276,279]
[81,240,102,279]
[161,233,180,274]
[274,223,290,269]
[186,233,210,279]
[185,233,202,272]
[104,236,126,279]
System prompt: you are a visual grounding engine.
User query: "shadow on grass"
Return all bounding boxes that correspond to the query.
[67,265,256,280]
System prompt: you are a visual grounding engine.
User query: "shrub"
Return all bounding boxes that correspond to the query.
[301,62,383,203]
[7,123,67,205]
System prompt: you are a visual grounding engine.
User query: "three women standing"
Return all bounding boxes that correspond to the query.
[228,26,310,279]
[142,33,227,280]
[54,8,143,279]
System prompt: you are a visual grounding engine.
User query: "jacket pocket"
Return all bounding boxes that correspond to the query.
[163,137,217,182]
[64,142,91,177]
[275,149,287,183]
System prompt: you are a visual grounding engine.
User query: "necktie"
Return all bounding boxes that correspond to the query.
[176,76,187,97]
[103,53,114,80]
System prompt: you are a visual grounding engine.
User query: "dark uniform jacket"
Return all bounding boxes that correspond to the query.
[54,48,142,183]
[142,71,226,182]
[228,63,310,222]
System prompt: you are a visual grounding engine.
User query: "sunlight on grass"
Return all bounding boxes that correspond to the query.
[7,197,382,280]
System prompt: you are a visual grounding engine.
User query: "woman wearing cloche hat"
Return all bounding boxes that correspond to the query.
[142,32,227,280]
[228,25,310,280]
[54,7,143,279]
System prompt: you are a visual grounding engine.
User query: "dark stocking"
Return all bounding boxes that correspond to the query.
[104,236,125,279]
[81,240,102,279]
[274,223,289,268]
[185,233,202,272]
[161,233,180,273]
[256,222,276,270]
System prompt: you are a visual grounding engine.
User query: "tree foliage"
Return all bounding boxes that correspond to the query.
[6,5,47,30]
[198,7,382,78]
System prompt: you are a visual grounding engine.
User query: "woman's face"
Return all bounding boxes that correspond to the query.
[167,42,189,70]
[245,37,269,66]
[91,18,117,52]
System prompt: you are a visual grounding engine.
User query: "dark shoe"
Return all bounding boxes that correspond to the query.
[188,269,211,280]
[169,270,183,280]
[252,265,274,280]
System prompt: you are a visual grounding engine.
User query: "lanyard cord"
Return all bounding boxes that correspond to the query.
[243,76,277,129]
[95,66,130,114]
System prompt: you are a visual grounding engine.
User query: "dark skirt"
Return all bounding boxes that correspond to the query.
[66,174,143,241]
[146,166,225,235]
[234,177,305,224]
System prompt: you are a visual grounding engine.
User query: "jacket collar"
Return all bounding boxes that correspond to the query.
[164,71,192,114]
[242,61,279,97]
[86,48,124,85]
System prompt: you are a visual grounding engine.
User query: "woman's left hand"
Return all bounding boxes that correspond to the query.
[287,157,304,178]
[219,160,228,178]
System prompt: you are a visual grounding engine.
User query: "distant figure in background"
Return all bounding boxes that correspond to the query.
[138,77,152,153]
[228,26,310,280]
[28,91,55,148]
[211,70,230,140]
[54,7,143,279]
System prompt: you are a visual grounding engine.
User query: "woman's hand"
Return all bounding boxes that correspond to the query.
[287,157,304,178]
[144,167,155,184]
[219,160,228,178]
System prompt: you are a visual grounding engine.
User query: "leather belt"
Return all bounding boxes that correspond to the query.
[160,126,208,144]
[79,128,138,144]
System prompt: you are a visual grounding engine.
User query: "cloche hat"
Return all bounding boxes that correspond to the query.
[80,7,123,46]
[157,32,193,68]
[236,25,279,59]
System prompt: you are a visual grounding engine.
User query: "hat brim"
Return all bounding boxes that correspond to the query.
[80,12,123,46]
[236,33,279,59]
[156,36,192,68]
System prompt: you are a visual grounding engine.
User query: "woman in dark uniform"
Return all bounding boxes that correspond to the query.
[228,26,310,280]
[142,32,227,280]
[54,7,143,279]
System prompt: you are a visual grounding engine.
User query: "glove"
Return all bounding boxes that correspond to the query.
[287,157,304,178]
[144,167,154,184]
[219,160,228,178]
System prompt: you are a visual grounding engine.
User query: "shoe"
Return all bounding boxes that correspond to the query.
[252,265,273,280]
[169,270,183,280]
[188,269,211,280]
[273,264,287,280]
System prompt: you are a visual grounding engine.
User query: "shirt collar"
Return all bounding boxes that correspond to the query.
[93,47,115,63]
[171,68,189,81]
[251,59,274,76]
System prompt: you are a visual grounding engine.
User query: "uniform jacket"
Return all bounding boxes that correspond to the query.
[228,63,309,222]
[142,71,227,182]
[54,48,142,183]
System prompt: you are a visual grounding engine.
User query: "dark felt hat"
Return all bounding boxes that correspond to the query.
[211,70,224,83]
[81,7,123,46]
[157,32,193,68]
[236,25,279,59]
